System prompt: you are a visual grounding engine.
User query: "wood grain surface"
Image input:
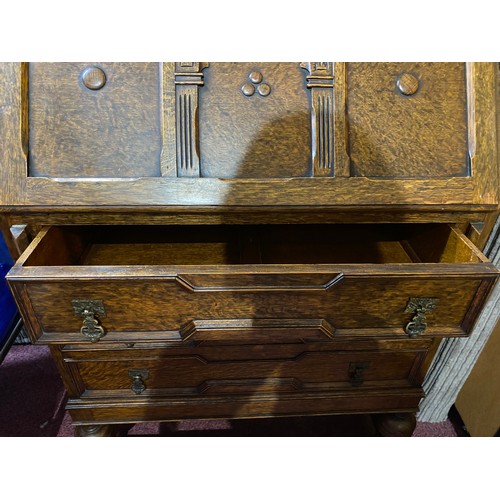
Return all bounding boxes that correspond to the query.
[28,63,162,178]
[60,342,428,396]
[1,61,498,435]
[0,62,497,213]
[7,224,497,346]
[347,63,468,178]
[64,388,425,424]
[199,63,311,178]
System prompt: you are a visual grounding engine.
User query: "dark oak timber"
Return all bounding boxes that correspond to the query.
[75,424,118,437]
[0,63,497,211]
[372,413,418,437]
[1,62,499,436]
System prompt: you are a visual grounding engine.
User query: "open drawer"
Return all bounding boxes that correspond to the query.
[6,223,498,344]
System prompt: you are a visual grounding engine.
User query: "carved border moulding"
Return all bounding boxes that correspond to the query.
[174,63,209,177]
[300,62,334,177]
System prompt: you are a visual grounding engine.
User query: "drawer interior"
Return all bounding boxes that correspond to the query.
[21,223,488,267]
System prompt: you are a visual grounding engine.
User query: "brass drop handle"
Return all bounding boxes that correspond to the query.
[79,310,105,342]
[129,369,149,395]
[348,362,370,387]
[404,297,438,338]
[72,300,106,343]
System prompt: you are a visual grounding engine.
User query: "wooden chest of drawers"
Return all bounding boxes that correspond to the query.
[1,62,498,436]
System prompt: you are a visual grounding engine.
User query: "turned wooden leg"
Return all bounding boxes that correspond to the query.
[75,424,121,437]
[372,413,417,437]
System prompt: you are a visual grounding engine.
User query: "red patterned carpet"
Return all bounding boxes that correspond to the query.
[0,345,458,437]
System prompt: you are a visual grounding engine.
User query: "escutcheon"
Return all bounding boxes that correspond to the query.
[129,369,150,395]
[348,362,370,387]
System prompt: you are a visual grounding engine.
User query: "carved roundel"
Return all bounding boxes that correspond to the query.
[257,83,271,96]
[249,71,263,84]
[241,83,255,96]
[81,66,107,91]
[396,72,420,97]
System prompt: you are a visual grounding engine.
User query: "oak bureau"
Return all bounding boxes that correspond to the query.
[0,62,498,436]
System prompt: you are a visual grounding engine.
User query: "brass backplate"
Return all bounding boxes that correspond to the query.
[72,299,106,317]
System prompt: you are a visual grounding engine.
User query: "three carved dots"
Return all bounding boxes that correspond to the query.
[241,71,271,97]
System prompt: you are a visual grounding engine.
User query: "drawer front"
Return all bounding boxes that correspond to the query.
[8,224,498,345]
[59,343,429,399]
[11,272,495,344]
[66,388,425,424]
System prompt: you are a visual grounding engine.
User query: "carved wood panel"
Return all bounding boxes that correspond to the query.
[28,63,163,178]
[199,62,312,178]
[300,62,335,176]
[346,63,469,178]
[174,63,208,177]
[0,62,497,210]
